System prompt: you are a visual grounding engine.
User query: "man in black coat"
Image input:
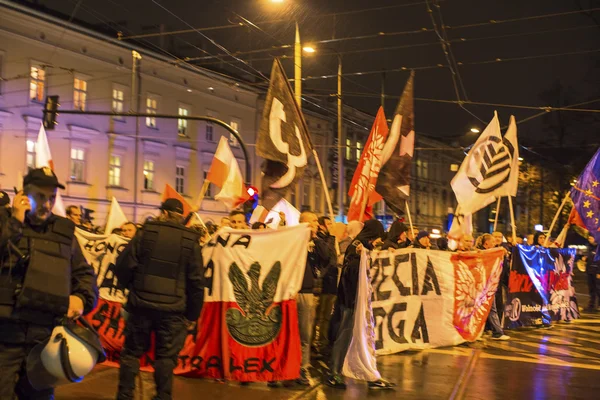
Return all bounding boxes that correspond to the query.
[0,168,98,400]
[115,198,205,400]
[585,235,600,312]
[312,216,338,356]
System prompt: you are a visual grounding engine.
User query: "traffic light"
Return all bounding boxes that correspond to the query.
[243,186,259,220]
[43,95,60,130]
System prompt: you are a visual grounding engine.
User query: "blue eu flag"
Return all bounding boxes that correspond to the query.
[570,148,600,259]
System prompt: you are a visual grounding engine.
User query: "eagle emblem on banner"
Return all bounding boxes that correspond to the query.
[226,262,282,346]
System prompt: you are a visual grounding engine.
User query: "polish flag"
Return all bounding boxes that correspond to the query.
[161,183,192,216]
[207,137,250,210]
[178,225,309,381]
[105,197,128,235]
[36,124,65,217]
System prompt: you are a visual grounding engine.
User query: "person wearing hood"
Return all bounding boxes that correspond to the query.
[382,221,410,250]
[339,221,363,257]
[326,219,394,390]
[412,231,432,249]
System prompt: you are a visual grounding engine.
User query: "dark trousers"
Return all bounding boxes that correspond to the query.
[587,273,600,309]
[313,294,336,353]
[0,342,54,400]
[117,312,187,400]
[330,305,354,375]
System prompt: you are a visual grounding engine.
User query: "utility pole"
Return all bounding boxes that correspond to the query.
[131,51,142,222]
[294,22,302,109]
[337,54,344,220]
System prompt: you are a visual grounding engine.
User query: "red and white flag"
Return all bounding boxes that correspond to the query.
[36,124,65,216]
[207,137,250,210]
[347,107,389,221]
[184,225,309,381]
[161,183,192,216]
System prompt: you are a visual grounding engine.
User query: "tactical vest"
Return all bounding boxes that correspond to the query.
[0,217,74,322]
[133,221,198,307]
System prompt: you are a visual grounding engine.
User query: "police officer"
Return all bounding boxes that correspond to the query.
[0,167,98,399]
[115,198,205,400]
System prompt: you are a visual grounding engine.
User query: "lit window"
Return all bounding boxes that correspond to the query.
[143,160,155,190]
[206,122,214,142]
[230,120,240,147]
[356,141,362,160]
[112,88,124,120]
[176,166,185,194]
[30,65,45,102]
[26,139,36,170]
[108,154,121,186]
[178,107,189,136]
[146,96,158,128]
[346,138,352,160]
[73,78,87,111]
[70,148,85,182]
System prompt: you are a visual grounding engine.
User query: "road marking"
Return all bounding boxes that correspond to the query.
[448,350,480,400]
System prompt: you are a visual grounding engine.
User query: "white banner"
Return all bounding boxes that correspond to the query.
[75,228,130,303]
[370,247,504,355]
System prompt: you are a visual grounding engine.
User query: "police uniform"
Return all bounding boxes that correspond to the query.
[115,198,205,400]
[0,168,98,400]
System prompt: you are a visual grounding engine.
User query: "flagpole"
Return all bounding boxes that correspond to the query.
[312,149,334,217]
[544,193,570,247]
[405,199,415,238]
[507,195,517,245]
[193,179,211,212]
[493,197,501,232]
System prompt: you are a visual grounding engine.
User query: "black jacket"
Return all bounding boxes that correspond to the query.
[337,219,384,309]
[301,234,333,294]
[318,231,339,295]
[115,224,205,321]
[586,243,599,274]
[0,211,98,342]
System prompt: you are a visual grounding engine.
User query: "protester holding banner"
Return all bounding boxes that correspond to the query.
[229,210,248,230]
[295,211,334,386]
[412,231,432,249]
[458,234,475,251]
[328,219,394,390]
[0,168,99,399]
[382,220,410,250]
[115,198,204,400]
[477,234,510,340]
[585,235,600,311]
[313,216,338,356]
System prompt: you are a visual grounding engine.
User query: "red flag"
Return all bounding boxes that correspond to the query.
[347,107,389,221]
[567,207,587,231]
[161,183,192,216]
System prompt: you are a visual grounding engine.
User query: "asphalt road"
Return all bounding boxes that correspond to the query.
[57,305,600,400]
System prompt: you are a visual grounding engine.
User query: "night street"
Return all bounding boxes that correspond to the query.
[57,309,600,400]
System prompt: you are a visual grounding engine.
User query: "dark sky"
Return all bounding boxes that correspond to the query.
[26,0,600,159]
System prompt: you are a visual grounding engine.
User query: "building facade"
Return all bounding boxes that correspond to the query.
[0,4,259,225]
[0,3,464,233]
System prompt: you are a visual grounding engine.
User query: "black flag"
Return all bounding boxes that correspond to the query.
[257,59,313,209]
[376,72,415,215]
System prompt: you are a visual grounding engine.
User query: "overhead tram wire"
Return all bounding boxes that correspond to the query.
[149,0,269,82]
[73,0,269,86]
[227,10,383,99]
[188,24,598,66]
[118,4,599,44]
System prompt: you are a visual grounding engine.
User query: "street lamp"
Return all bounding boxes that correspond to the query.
[304,46,344,219]
[470,127,480,133]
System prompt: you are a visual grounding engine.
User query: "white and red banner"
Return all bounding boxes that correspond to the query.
[78,225,310,382]
[369,247,505,355]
